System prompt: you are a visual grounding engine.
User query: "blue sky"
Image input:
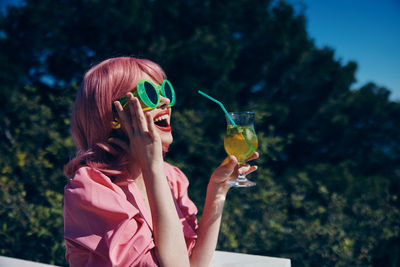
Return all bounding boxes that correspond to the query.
[289,0,400,101]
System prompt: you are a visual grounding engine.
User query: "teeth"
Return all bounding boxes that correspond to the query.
[154,114,169,122]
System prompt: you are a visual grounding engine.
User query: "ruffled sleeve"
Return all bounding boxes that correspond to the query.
[64,167,157,267]
[164,162,199,255]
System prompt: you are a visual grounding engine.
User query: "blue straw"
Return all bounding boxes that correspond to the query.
[198,90,255,153]
[198,90,236,126]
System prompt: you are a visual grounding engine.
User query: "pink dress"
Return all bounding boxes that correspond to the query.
[64,162,198,267]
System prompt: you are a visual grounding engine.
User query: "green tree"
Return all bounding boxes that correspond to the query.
[0,0,399,266]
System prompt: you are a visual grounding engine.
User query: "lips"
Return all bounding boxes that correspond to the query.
[153,110,171,132]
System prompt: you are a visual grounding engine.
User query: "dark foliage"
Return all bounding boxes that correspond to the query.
[1,0,399,266]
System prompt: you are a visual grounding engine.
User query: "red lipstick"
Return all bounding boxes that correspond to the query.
[153,110,171,132]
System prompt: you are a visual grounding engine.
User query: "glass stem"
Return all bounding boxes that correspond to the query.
[237,163,247,181]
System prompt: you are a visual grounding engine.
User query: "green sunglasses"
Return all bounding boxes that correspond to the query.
[118,79,176,111]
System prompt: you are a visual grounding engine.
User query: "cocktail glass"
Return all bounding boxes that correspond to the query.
[224,111,258,187]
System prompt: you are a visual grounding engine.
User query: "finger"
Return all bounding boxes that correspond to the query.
[114,101,134,138]
[126,94,139,133]
[221,155,237,167]
[237,164,258,176]
[128,94,148,133]
[247,152,259,162]
[221,156,231,166]
[220,155,238,176]
[222,155,238,167]
[146,112,158,139]
[108,137,129,153]
[245,165,258,175]
[238,164,251,173]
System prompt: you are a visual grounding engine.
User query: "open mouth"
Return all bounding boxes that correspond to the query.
[153,111,171,132]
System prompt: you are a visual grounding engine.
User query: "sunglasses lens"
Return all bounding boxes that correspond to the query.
[144,81,159,105]
[164,82,174,102]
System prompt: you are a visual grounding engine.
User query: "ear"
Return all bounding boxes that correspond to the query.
[111,118,121,129]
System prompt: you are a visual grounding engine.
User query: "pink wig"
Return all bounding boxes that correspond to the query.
[65,57,166,178]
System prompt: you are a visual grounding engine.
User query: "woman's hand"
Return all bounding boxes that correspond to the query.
[114,94,190,266]
[209,152,259,191]
[190,152,259,266]
[113,93,163,169]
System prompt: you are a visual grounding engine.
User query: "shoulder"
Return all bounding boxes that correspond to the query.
[64,166,140,232]
[163,162,189,184]
[65,166,116,191]
[163,161,190,197]
[64,166,125,207]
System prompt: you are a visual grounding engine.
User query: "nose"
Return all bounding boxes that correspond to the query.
[158,95,170,108]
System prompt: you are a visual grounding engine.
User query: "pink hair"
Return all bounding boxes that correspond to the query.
[64,57,166,178]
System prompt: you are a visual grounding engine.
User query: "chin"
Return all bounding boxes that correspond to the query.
[162,137,173,155]
[161,134,173,147]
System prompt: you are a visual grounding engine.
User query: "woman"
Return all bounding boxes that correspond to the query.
[63,57,258,267]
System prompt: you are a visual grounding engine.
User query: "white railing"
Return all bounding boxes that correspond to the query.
[211,251,291,267]
[0,256,57,267]
[1,251,291,267]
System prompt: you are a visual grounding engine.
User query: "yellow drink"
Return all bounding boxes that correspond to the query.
[224,125,258,164]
